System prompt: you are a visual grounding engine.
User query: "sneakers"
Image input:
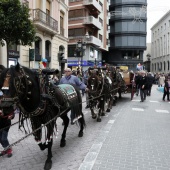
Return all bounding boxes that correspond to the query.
[6,148,12,157]
[0,148,12,157]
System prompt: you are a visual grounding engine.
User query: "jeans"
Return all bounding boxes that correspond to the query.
[0,130,9,148]
[140,89,147,101]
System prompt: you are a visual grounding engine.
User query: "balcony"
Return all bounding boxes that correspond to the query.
[83,16,102,30]
[32,9,58,35]
[69,35,101,47]
[83,0,102,15]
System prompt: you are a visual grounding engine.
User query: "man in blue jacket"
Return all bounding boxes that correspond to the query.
[59,68,88,124]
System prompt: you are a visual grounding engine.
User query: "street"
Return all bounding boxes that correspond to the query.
[1,85,170,170]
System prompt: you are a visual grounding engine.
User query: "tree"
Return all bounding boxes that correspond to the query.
[0,0,36,55]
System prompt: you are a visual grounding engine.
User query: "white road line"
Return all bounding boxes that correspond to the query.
[108,120,115,124]
[132,100,140,102]
[132,108,144,111]
[149,100,159,103]
[155,110,169,113]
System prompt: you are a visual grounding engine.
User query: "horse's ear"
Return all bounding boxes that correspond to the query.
[15,62,20,72]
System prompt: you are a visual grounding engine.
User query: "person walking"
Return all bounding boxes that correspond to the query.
[59,68,88,124]
[146,72,155,96]
[139,71,148,102]
[159,74,165,87]
[162,78,169,101]
[135,71,141,96]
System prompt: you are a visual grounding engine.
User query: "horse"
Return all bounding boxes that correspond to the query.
[0,63,85,170]
[107,66,127,99]
[87,67,111,122]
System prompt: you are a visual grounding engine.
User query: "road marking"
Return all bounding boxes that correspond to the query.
[132,108,144,111]
[132,100,140,102]
[149,100,159,103]
[155,110,169,113]
[108,120,115,124]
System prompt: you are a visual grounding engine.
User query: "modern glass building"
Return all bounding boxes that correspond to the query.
[106,0,147,70]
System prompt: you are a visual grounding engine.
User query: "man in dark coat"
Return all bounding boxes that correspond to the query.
[139,71,148,102]
[135,71,141,96]
[146,72,155,96]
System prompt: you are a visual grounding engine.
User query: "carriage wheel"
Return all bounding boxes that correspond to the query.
[131,84,134,100]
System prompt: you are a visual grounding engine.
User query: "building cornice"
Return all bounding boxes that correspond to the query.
[151,10,170,30]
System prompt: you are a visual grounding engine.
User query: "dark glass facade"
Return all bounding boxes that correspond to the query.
[107,0,147,70]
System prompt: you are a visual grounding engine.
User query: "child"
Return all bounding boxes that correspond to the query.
[0,90,14,157]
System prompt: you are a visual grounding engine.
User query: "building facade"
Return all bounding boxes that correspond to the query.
[107,0,147,71]
[68,0,109,71]
[0,0,69,72]
[151,10,170,73]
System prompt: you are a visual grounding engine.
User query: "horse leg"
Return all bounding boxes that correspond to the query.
[101,98,106,116]
[60,115,69,147]
[78,113,85,137]
[44,139,53,170]
[90,107,97,119]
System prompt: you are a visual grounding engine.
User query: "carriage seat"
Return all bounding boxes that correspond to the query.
[42,69,59,75]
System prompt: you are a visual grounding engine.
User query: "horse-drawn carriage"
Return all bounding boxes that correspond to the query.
[120,71,136,100]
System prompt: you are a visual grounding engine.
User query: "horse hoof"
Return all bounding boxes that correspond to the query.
[101,112,106,116]
[44,160,52,170]
[106,109,110,112]
[60,140,66,147]
[92,115,97,119]
[97,118,101,122]
[78,131,83,137]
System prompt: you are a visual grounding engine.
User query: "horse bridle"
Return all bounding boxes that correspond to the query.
[0,66,46,118]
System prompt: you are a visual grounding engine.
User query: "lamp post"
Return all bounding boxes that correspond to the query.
[74,40,86,71]
[146,53,151,72]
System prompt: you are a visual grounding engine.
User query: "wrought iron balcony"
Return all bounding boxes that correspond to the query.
[32,9,58,35]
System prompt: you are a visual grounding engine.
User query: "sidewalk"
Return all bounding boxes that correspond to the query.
[79,85,170,170]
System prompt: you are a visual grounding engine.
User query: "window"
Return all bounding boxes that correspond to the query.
[99,1,103,10]
[69,9,83,18]
[99,34,102,41]
[60,11,64,36]
[68,28,85,36]
[99,18,103,26]
[68,45,76,57]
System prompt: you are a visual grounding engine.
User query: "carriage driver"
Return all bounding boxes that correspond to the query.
[59,68,88,124]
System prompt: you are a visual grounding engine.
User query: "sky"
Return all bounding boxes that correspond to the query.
[147,0,170,43]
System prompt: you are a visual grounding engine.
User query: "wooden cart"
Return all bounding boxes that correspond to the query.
[121,71,136,100]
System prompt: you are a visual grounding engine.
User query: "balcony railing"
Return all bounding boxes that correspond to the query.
[83,16,102,30]
[83,0,102,13]
[32,9,58,33]
[69,35,101,47]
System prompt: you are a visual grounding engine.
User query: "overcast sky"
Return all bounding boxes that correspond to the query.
[147,0,170,43]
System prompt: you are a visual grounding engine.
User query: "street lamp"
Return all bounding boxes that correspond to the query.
[74,40,86,71]
[146,53,151,72]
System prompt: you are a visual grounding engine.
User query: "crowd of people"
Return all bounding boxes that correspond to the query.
[135,71,170,102]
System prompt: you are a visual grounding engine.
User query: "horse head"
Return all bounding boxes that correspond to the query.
[87,68,104,94]
[0,63,41,117]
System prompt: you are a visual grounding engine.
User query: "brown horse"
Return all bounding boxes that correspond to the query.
[87,67,111,122]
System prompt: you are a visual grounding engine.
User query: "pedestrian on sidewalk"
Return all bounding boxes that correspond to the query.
[162,78,169,101]
[139,70,148,102]
[146,72,154,96]
[0,90,14,158]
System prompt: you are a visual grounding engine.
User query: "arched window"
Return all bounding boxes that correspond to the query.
[164,61,166,71]
[168,61,170,71]
[155,63,156,72]
[35,36,42,61]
